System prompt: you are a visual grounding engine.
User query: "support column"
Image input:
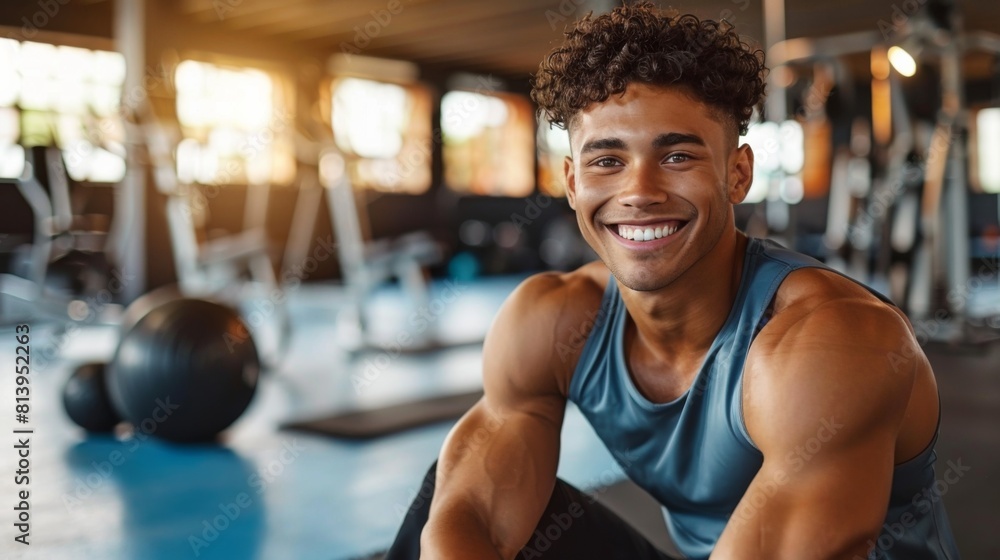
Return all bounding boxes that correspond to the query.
[113,0,146,303]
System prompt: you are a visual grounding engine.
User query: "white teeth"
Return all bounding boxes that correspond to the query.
[617,223,682,242]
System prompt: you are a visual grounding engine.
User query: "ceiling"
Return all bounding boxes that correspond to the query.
[173,0,1000,77]
[0,0,997,79]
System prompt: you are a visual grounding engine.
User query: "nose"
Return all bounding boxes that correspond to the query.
[616,162,668,210]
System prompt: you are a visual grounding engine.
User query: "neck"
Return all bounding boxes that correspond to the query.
[619,229,748,363]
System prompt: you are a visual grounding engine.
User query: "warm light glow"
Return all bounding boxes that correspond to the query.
[55,46,91,84]
[537,121,571,196]
[175,59,290,185]
[329,76,431,194]
[977,108,1000,194]
[888,46,917,77]
[779,120,804,174]
[175,138,202,184]
[63,142,127,183]
[176,60,273,130]
[0,144,24,179]
[872,79,892,146]
[441,89,534,197]
[871,48,893,146]
[0,39,20,107]
[88,84,121,117]
[744,121,780,173]
[0,39,126,182]
[92,50,127,86]
[18,42,57,77]
[18,75,57,111]
[332,77,406,159]
[0,107,18,145]
[740,120,777,203]
[441,91,509,141]
[739,118,809,204]
[870,46,891,81]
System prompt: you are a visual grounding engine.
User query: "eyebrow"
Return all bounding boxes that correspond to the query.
[580,137,626,155]
[579,132,706,155]
[653,132,705,149]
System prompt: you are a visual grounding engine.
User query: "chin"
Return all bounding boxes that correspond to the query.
[610,264,681,292]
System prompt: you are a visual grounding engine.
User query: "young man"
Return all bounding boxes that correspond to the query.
[387,4,959,559]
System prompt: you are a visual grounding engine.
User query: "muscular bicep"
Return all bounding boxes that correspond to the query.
[714,418,896,558]
[428,273,584,557]
[432,398,564,555]
[712,301,916,559]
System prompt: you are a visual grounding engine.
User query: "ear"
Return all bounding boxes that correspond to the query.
[728,143,754,204]
[564,155,577,209]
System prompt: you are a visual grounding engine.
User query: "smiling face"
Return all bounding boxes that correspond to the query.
[565,83,754,292]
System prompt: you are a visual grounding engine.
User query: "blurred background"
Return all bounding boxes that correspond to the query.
[0,0,997,559]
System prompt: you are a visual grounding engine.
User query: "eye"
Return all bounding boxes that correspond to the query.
[592,157,621,167]
[664,153,691,164]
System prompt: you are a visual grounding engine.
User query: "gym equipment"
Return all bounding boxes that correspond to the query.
[135,100,291,369]
[44,249,111,297]
[287,129,443,352]
[765,0,1000,342]
[0,148,123,325]
[63,362,122,433]
[108,298,259,443]
[0,142,122,324]
[283,390,482,439]
[118,283,183,335]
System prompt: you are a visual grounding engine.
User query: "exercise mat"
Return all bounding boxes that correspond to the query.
[282,390,483,439]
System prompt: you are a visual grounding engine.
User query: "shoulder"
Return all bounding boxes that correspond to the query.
[485,261,609,396]
[749,266,919,382]
[744,267,918,452]
[496,261,608,326]
[764,266,915,353]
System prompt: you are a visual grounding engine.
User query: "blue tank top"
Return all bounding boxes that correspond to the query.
[568,237,960,560]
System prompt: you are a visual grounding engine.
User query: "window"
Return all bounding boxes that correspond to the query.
[0,38,126,182]
[174,60,294,186]
[330,77,431,194]
[974,107,1000,194]
[537,120,571,196]
[441,90,534,197]
[739,118,806,204]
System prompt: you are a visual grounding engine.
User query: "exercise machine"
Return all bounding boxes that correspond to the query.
[133,100,291,368]
[286,127,443,352]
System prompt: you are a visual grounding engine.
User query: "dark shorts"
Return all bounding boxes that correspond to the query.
[384,461,677,560]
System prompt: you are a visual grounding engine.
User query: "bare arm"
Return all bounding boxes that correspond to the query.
[711,299,920,559]
[421,273,594,559]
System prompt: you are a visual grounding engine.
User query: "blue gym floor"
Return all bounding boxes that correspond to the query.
[0,277,626,560]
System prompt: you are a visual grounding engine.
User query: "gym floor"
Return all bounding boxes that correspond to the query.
[0,277,997,560]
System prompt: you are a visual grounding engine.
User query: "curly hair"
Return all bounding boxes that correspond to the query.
[531,3,767,138]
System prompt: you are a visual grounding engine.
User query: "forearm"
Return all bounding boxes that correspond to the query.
[423,403,559,558]
[420,502,505,560]
[713,465,887,559]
